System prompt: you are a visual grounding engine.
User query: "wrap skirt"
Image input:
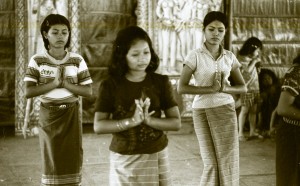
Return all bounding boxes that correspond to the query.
[193,103,239,186]
[39,102,82,185]
[109,147,171,186]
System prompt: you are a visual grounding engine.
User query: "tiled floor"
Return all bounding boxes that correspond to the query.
[0,125,276,186]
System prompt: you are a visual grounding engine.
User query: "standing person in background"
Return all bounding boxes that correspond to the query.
[94,26,181,186]
[276,54,300,186]
[237,37,263,141]
[177,11,247,186]
[24,14,93,186]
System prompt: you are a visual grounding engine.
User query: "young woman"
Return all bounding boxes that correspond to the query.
[237,37,263,141]
[94,26,181,185]
[24,14,93,185]
[276,54,300,186]
[177,11,247,186]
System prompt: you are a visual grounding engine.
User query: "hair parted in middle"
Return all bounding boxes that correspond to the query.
[108,26,160,77]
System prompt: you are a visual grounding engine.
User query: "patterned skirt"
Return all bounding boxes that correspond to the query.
[39,102,82,185]
[109,147,171,186]
[193,103,239,186]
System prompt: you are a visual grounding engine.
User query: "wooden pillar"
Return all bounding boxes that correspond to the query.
[68,0,82,124]
[15,0,28,131]
[224,0,233,50]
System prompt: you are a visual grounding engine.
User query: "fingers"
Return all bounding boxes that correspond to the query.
[215,71,222,81]
[134,99,144,122]
[134,97,154,124]
[148,110,155,116]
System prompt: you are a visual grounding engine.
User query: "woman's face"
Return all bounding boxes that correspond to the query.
[250,48,261,59]
[43,24,69,49]
[126,40,151,72]
[262,74,273,86]
[204,20,226,45]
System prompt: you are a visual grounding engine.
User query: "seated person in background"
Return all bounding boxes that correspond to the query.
[258,68,281,138]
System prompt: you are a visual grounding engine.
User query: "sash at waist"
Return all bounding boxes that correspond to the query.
[41,101,78,111]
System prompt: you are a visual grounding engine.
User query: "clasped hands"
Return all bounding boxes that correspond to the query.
[53,65,68,88]
[212,71,230,92]
[132,97,155,126]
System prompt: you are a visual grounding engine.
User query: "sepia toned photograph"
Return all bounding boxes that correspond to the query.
[0,0,299,185]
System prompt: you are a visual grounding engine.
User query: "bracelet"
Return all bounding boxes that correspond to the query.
[116,120,124,131]
[116,118,133,131]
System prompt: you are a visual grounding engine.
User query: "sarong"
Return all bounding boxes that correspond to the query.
[276,117,300,186]
[193,103,239,186]
[39,102,82,186]
[109,147,171,186]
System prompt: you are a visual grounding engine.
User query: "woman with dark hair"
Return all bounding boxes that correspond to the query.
[94,25,181,185]
[24,14,93,185]
[237,37,263,141]
[276,54,300,186]
[177,11,246,185]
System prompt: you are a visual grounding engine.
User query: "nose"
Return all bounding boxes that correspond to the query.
[138,54,147,62]
[57,32,64,38]
[213,29,219,36]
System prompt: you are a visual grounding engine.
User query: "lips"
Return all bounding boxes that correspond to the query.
[137,64,148,68]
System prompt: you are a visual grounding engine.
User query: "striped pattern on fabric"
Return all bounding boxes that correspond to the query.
[193,103,239,186]
[24,51,92,103]
[41,173,81,186]
[240,92,260,107]
[109,147,171,186]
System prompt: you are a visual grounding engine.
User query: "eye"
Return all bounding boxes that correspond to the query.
[131,54,139,57]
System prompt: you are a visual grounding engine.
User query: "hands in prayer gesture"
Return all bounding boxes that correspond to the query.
[133,97,155,125]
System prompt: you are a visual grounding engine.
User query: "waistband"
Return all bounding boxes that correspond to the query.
[41,101,78,111]
[283,117,300,126]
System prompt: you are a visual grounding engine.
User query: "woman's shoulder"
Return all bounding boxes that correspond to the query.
[223,49,236,58]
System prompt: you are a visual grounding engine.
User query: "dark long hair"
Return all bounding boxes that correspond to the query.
[239,37,263,56]
[108,26,159,77]
[259,68,280,92]
[40,14,71,50]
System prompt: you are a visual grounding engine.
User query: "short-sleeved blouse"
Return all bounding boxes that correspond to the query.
[24,50,93,103]
[281,65,300,109]
[94,73,178,155]
[184,44,241,109]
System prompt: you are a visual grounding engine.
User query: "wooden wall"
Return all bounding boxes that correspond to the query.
[231,0,300,78]
[0,0,15,126]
